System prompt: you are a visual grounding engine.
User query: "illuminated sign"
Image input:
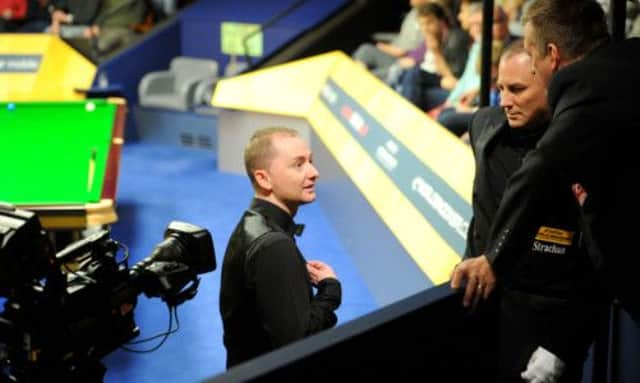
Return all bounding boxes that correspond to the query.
[220,22,263,57]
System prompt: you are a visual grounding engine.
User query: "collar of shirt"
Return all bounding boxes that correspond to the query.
[250,198,305,237]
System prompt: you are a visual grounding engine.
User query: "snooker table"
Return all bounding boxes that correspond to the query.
[0,98,126,231]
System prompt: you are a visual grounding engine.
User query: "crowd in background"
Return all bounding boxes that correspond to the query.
[0,0,195,60]
[352,0,640,138]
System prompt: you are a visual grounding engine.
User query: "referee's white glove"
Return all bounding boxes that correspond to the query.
[520,346,566,383]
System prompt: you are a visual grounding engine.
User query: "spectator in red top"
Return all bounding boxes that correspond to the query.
[0,0,27,31]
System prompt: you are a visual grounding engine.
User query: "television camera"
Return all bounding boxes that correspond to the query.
[0,204,216,382]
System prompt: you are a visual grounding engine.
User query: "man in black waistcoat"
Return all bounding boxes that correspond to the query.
[219,127,341,368]
[464,40,607,383]
[451,0,640,324]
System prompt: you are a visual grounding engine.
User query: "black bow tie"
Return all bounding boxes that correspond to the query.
[288,223,305,237]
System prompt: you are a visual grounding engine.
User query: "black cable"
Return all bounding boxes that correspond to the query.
[242,0,309,67]
[120,304,180,353]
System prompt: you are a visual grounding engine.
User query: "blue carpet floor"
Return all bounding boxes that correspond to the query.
[101,142,378,382]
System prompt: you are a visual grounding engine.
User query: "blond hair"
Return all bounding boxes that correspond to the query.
[244,127,298,188]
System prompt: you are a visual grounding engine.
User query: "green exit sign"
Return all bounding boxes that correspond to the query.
[220,22,263,57]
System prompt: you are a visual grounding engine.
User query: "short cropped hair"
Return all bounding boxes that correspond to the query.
[244,127,298,188]
[501,38,528,62]
[523,0,609,60]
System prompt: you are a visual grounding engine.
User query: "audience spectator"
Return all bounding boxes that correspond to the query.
[395,2,471,110]
[16,0,52,32]
[400,2,482,113]
[352,0,430,79]
[82,0,146,57]
[48,0,101,36]
[455,0,481,31]
[502,0,533,36]
[0,0,27,31]
[428,5,513,135]
[438,39,503,137]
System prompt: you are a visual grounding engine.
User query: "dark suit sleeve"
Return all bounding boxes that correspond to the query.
[252,236,340,347]
[484,90,609,276]
[464,111,481,259]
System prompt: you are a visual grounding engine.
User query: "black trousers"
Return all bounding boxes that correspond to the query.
[497,288,607,383]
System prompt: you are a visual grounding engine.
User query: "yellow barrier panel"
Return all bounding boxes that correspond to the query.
[0,34,95,101]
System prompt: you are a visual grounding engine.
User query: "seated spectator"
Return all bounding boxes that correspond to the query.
[437,39,504,137]
[491,4,514,45]
[455,0,482,31]
[424,5,513,134]
[48,0,101,36]
[396,2,471,111]
[502,0,533,36]
[400,1,483,111]
[47,0,146,61]
[0,0,27,31]
[352,0,428,79]
[386,0,477,89]
[82,0,146,57]
[17,0,52,32]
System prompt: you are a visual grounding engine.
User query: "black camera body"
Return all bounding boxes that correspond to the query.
[0,205,216,382]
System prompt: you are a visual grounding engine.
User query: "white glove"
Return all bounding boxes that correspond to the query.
[520,346,566,383]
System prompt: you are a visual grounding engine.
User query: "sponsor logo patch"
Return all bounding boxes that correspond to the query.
[534,226,574,246]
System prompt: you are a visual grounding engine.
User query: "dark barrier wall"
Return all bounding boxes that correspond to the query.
[611,306,640,382]
[205,284,499,382]
[204,282,639,382]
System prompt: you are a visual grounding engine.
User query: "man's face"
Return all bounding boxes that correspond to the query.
[523,22,554,87]
[265,134,319,211]
[497,52,549,128]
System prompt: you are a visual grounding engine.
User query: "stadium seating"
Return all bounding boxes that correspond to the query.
[138,56,218,111]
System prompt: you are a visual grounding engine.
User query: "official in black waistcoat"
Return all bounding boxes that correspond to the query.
[451,0,640,325]
[465,40,607,382]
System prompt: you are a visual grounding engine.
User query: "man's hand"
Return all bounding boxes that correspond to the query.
[307,260,337,285]
[450,255,496,307]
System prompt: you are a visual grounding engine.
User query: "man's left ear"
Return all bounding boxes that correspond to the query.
[547,42,561,71]
[254,169,272,191]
